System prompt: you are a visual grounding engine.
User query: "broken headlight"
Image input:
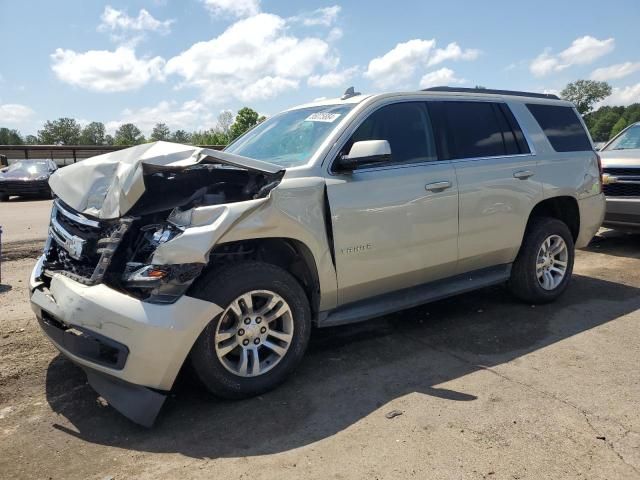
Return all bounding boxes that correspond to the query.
[120,223,202,304]
[122,262,204,304]
[167,207,193,228]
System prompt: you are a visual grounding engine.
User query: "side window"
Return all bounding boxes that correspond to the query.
[436,101,514,160]
[526,103,592,152]
[345,102,438,166]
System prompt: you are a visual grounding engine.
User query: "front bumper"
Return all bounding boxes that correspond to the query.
[603,197,640,230]
[30,256,222,425]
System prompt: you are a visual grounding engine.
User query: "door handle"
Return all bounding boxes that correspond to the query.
[425,181,452,192]
[513,170,534,180]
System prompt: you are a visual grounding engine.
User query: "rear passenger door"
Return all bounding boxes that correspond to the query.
[429,100,543,273]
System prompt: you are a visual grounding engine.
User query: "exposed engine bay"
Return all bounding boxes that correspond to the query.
[41,142,285,304]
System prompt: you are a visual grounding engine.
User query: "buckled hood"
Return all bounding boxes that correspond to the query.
[48,141,284,219]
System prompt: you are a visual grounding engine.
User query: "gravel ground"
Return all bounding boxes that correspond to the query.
[0,229,639,479]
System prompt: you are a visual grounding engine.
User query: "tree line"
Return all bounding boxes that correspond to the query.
[0,107,265,146]
[2,82,638,147]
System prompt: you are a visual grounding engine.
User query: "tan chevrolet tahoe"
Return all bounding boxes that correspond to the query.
[30,87,605,426]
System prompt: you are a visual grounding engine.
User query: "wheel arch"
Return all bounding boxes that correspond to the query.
[525,195,580,241]
[189,237,322,318]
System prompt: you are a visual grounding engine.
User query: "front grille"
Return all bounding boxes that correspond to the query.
[43,201,132,285]
[603,183,640,197]
[0,179,49,194]
[603,167,640,177]
[603,167,640,197]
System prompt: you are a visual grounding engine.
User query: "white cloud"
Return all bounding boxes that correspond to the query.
[290,5,341,27]
[0,103,35,125]
[327,27,343,42]
[106,100,216,135]
[419,68,465,89]
[364,39,479,89]
[427,42,480,67]
[559,36,614,64]
[202,0,260,18]
[51,47,165,92]
[165,13,334,103]
[600,83,640,106]
[308,66,359,88]
[530,36,615,77]
[364,39,435,88]
[591,62,640,81]
[98,6,173,36]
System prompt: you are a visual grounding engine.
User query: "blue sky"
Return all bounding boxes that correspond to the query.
[1,0,639,136]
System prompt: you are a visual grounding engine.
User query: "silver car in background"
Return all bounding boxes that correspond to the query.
[600,122,640,231]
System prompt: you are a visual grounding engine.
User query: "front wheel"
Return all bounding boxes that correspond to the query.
[509,217,575,304]
[190,261,311,399]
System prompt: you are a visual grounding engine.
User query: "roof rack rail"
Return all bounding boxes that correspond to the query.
[422,86,560,100]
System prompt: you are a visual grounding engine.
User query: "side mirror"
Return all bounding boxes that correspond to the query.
[336,140,391,171]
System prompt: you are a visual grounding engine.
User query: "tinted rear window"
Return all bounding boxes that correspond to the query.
[526,104,592,152]
[430,101,530,160]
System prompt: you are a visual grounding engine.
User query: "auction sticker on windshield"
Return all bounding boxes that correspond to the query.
[305,112,341,122]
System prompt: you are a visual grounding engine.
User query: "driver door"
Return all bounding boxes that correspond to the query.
[325,101,459,305]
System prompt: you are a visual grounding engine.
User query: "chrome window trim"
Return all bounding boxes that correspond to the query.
[449,152,536,165]
[55,200,101,228]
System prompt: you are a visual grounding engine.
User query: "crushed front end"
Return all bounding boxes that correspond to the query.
[29,142,284,426]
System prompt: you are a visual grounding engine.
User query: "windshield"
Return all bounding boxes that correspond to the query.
[3,160,52,174]
[225,104,354,167]
[605,124,640,151]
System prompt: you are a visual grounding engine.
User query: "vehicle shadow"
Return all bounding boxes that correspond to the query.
[586,229,640,260]
[45,269,640,458]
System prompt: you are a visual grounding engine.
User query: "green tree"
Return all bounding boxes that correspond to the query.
[38,117,82,144]
[79,122,106,145]
[0,127,23,145]
[229,107,260,140]
[114,123,145,145]
[104,134,115,146]
[561,80,612,115]
[610,117,628,139]
[171,129,191,143]
[624,104,640,124]
[24,134,39,145]
[216,110,234,139]
[591,111,620,142]
[150,123,171,142]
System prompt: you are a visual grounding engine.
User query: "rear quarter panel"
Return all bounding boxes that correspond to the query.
[509,102,603,247]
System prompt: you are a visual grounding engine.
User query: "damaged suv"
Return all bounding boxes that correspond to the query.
[30,87,605,426]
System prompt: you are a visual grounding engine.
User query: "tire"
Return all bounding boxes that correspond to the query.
[189,261,312,399]
[508,217,575,304]
[0,193,8,202]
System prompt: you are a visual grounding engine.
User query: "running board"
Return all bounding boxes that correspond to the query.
[318,264,511,327]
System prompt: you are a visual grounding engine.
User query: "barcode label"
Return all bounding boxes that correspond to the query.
[305,112,341,123]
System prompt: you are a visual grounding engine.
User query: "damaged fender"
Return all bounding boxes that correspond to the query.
[153,177,339,312]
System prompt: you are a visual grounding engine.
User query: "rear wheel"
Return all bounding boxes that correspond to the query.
[509,217,575,304]
[190,261,311,399]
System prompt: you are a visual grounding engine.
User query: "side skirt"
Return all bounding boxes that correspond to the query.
[317,264,512,328]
